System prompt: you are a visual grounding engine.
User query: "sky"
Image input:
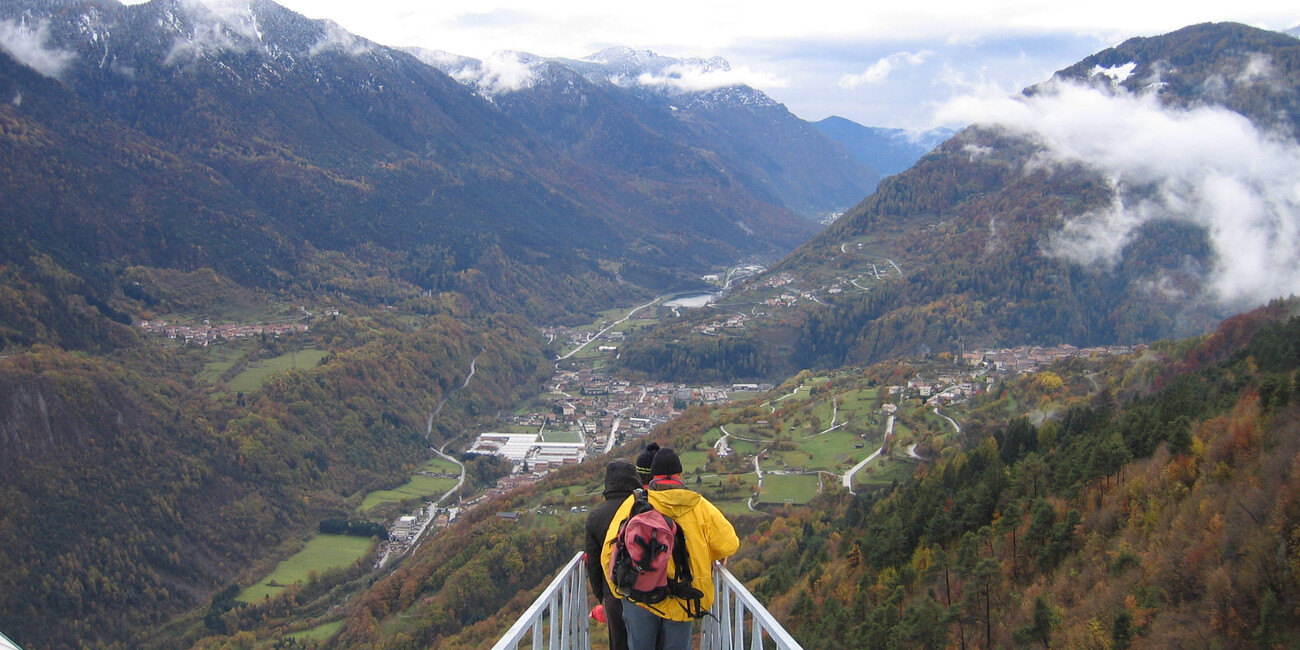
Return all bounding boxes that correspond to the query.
[117,0,1300,130]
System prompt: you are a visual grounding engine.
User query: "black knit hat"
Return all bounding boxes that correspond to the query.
[650,447,683,477]
[636,442,660,482]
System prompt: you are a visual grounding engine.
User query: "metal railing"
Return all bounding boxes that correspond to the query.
[0,631,23,650]
[702,563,803,650]
[492,552,591,650]
[494,552,802,650]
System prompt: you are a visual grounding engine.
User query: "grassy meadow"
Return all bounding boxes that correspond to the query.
[359,458,461,513]
[238,534,374,603]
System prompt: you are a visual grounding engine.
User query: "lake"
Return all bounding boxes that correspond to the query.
[662,293,715,308]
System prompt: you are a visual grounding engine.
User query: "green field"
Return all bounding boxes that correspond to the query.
[195,346,245,384]
[540,430,583,443]
[556,300,666,358]
[760,473,822,504]
[500,424,541,434]
[238,534,374,603]
[677,449,712,474]
[712,496,758,519]
[721,423,768,440]
[776,428,873,471]
[360,464,460,513]
[849,457,918,492]
[226,348,329,393]
[285,620,343,643]
[770,385,810,404]
[728,437,762,457]
[842,384,883,410]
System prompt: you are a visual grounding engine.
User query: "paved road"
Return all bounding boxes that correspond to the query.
[409,351,478,549]
[557,296,661,361]
[747,449,766,513]
[714,426,731,457]
[843,414,894,494]
[426,350,481,431]
[431,443,466,506]
[930,408,961,434]
[603,417,621,454]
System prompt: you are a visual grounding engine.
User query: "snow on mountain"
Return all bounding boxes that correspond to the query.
[1090,61,1138,84]
[406,47,546,96]
[414,43,778,109]
[0,0,392,78]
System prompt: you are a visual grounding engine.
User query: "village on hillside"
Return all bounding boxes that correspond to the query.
[138,319,310,345]
[458,339,1142,482]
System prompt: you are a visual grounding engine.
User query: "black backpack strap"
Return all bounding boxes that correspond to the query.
[670,525,692,582]
[666,524,710,619]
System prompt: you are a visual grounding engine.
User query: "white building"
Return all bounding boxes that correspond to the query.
[469,433,586,469]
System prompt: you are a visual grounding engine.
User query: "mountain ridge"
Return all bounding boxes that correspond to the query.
[0,0,841,336]
[416,45,881,222]
[617,21,1300,382]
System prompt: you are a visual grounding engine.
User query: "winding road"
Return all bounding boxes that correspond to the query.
[426,350,482,430]
[557,296,662,361]
[417,351,483,526]
[714,426,731,457]
[933,407,960,434]
[842,414,894,494]
[802,398,846,438]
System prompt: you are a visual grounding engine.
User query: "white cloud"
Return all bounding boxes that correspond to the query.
[164,0,262,65]
[449,51,538,95]
[937,77,1300,309]
[839,50,932,89]
[1236,52,1273,84]
[635,62,788,93]
[0,19,76,78]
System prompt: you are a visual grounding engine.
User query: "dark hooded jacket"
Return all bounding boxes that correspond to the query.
[585,460,642,601]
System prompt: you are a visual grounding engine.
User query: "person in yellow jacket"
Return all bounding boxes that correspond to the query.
[601,447,739,650]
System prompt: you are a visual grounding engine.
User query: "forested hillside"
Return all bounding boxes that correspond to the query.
[180,301,1300,649]
[726,302,1300,647]
[0,312,551,648]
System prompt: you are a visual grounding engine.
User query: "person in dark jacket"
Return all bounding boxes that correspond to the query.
[585,459,640,650]
[635,442,660,485]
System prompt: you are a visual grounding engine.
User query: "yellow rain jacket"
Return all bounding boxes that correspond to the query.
[601,484,739,621]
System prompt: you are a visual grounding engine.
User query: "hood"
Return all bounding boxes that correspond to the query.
[646,487,703,518]
[602,460,641,499]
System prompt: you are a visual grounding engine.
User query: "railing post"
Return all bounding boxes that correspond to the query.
[491,551,591,650]
[702,562,804,650]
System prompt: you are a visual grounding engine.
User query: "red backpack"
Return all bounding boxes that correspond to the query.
[609,489,707,618]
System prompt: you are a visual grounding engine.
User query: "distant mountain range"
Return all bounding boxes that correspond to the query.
[813,116,954,178]
[0,0,895,344]
[409,46,881,222]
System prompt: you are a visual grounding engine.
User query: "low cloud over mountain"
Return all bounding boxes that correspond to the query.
[939,29,1300,309]
[0,19,73,77]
